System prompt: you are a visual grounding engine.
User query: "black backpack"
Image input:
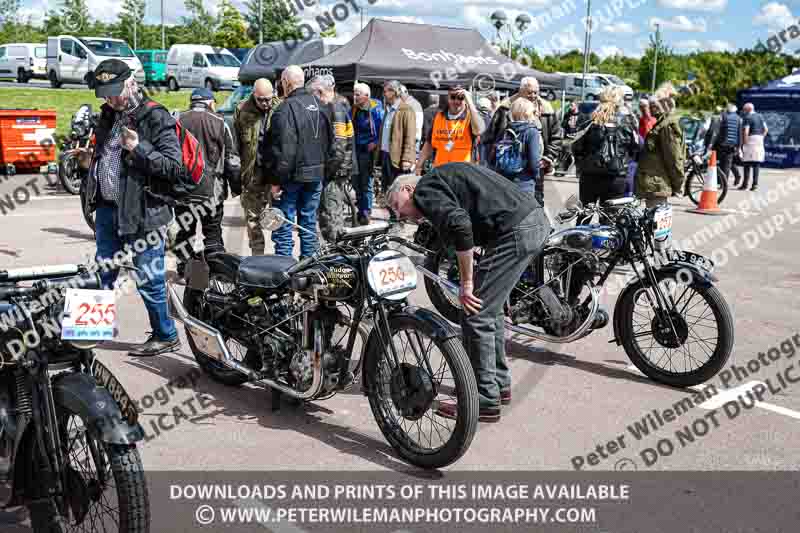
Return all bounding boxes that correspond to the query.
[573,121,628,176]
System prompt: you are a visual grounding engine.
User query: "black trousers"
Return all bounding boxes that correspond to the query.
[174,202,225,269]
[741,162,760,188]
[577,175,626,225]
[717,147,740,184]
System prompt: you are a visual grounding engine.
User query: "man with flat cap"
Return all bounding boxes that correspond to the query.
[85,58,184,356]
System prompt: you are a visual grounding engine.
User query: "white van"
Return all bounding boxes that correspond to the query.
[166,45,241,92]
[46,36,144,88]
[0,43,48,82]
[588,74,635,100]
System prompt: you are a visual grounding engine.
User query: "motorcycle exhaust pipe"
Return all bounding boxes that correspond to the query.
[505,287,601,344]
[166,283,323,400]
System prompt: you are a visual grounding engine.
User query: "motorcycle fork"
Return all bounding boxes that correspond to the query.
[630,242,683,342]
[372,304,435,388]
[27,363,66,507]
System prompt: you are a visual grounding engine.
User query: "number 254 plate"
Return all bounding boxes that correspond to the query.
[367,251,418,300]
[61,289,118,341]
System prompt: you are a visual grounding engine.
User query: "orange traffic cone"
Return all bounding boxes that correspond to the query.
[690,150,728,216]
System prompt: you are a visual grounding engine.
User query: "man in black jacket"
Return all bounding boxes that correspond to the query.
[86,59,183,356]
[386,163,551,422]
[174,88,241,276]
[265,65,337,258]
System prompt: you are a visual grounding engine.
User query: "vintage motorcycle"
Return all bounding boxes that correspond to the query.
[0,263,149,532]
[59,104,97,196]
[414,196,734,387]
[169,210,478,470]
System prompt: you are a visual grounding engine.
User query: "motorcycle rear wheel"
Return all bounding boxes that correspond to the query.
[423,249,465,324]
[687,167,728,206]
[79,184,95,234]
[364,315,478,469]
[58,153,81,195]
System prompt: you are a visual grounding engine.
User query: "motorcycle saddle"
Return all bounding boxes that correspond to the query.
[208,253,297,289]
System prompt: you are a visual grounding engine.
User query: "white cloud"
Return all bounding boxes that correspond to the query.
[657,0,727,12]
[676,39,702,50]
[753,2,795,30]
[649,15,707,33]
[707,39,732,52]
[596,45,624,59]
[602,22,638,34]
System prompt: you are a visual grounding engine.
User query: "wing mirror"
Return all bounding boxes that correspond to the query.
[260,208,286,231]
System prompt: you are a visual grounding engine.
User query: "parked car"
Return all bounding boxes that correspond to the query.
[0,43,47,83]
[589,73,635,100]
[166,44,241,92]
[561,74,604,101]
[135,49,168,86]
[46,35,144,88]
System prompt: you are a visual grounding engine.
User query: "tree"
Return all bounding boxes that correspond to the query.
[180,0,215,44]
[213,0,254,49]
[60,0,91,34]
[243,0,302,44]
[0,0,20,26]
[117,0,146,49]
[638,32,679,92]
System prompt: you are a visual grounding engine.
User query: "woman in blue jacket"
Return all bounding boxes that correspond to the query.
[505,98,543,204]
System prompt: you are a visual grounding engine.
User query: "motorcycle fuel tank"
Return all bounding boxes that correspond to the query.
[545,225,623,258]
[316,256,360,301]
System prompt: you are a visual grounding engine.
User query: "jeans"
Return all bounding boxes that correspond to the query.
[95,206,177,341]
[460,209,551,408]
[271,180,323,258]
[353,149,374,216]
[514,178,535,196]
[173,201,224,269]
[742,163,760,188]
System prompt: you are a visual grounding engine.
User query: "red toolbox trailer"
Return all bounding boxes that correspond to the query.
[0,109,58,175]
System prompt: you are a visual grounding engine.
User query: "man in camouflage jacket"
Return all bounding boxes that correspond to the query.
[636,93,686,207]
[234,78,282,255]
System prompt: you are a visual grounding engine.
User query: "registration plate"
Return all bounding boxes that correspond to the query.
[669,250,715,273]
[653,206,673,240]
[61,289,117,341]
[91,358,138,426]
[367,250,418,300]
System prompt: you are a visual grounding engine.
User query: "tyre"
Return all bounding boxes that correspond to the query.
[17,68,29,83]
[79,185,95,234]
[423,248,463,324]
[49,71,62,89]
[204,79,216,91]
[616,270,734,387]
[687,167,727,206]
[168,77,179,92]
[29,406,149,532]
[364,315,478,469]
[58,153,81,195]
[183,276,251,387]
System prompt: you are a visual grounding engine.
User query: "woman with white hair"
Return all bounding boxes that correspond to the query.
[740,102,768,191]
[571,85,639,223]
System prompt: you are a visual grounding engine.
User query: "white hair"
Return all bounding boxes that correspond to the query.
[386,174,421,198]
[282,65,305,91]
[726,103,738,113]
[743,102,755,113]
[520,77,539,90]
[354,82,370,97]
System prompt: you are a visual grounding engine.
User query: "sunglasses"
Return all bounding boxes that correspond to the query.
[255,96,272,103]
[449,94,465,101]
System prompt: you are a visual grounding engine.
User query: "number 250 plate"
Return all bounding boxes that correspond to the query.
[367,250,418,300]
[61,289,117,341]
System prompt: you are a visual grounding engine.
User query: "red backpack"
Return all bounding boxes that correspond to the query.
[144,101,206,204]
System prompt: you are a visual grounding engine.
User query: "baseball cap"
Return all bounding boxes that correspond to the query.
[94,59,132,98]
[191,88,216,102]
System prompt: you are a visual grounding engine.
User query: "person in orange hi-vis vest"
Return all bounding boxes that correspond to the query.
[415,86,485,174]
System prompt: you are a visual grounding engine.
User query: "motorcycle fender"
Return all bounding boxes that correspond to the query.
[52,372,145,445]
[611,263,717,346]
[360,306,460,392]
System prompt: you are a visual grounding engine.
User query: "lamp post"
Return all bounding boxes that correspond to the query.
[490,10,531,60]
[580,0,592,101]
[651,23,661,93]
[161,0,165,50]
[259,0,263,44]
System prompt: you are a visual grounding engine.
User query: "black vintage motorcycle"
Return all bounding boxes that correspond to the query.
[0,263,149,532]
[415,197,734,387]
[170,210,478,470]
[59,104,97,196]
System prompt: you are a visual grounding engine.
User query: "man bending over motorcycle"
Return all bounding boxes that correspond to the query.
[386,162,551,422]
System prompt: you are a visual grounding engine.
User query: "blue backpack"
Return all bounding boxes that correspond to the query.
[493,128,527,177]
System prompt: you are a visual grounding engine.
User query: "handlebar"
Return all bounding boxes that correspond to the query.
[0,271,101,301]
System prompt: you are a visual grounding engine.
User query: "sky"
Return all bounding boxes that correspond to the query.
[15,0,800,59]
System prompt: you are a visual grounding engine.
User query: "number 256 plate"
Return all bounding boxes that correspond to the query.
[61,289,117,341]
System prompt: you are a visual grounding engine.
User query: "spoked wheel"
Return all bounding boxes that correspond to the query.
[29,406,149,532]
[79,182,95,234]
[616,271,734,387]
[365,315,478,469]
[58,153,81,195]
[423,247,475,324]
[183,275,252,387]
[687,168,727,206]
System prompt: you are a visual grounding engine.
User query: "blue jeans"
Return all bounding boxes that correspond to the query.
[95,206,177,341]
[271,180,323,257]
[514,178,535,196]
[353,149,374,216]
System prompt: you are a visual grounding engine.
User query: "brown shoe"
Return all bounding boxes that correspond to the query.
[500,389,511,406]
[435,401,501,423]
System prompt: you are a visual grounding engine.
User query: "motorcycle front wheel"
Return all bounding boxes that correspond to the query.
[58,153,81,195]
[79,183,95,234]
[616,270,734,387]
[28,406,149,532]
[364,314,478,469]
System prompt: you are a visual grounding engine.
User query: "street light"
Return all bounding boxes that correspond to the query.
[490,10,531,59]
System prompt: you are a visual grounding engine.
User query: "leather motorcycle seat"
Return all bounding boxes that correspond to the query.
[206,254,297,289]
[238,255,297,289]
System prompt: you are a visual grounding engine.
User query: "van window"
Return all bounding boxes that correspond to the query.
[35,47,46,58]
[155,52,167,63]
[9,46,26,57]
[206,54,240,67]
[80,39,134,58]
[0,47,6,59]
[60,40,73,56]
[193,53,206,67]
